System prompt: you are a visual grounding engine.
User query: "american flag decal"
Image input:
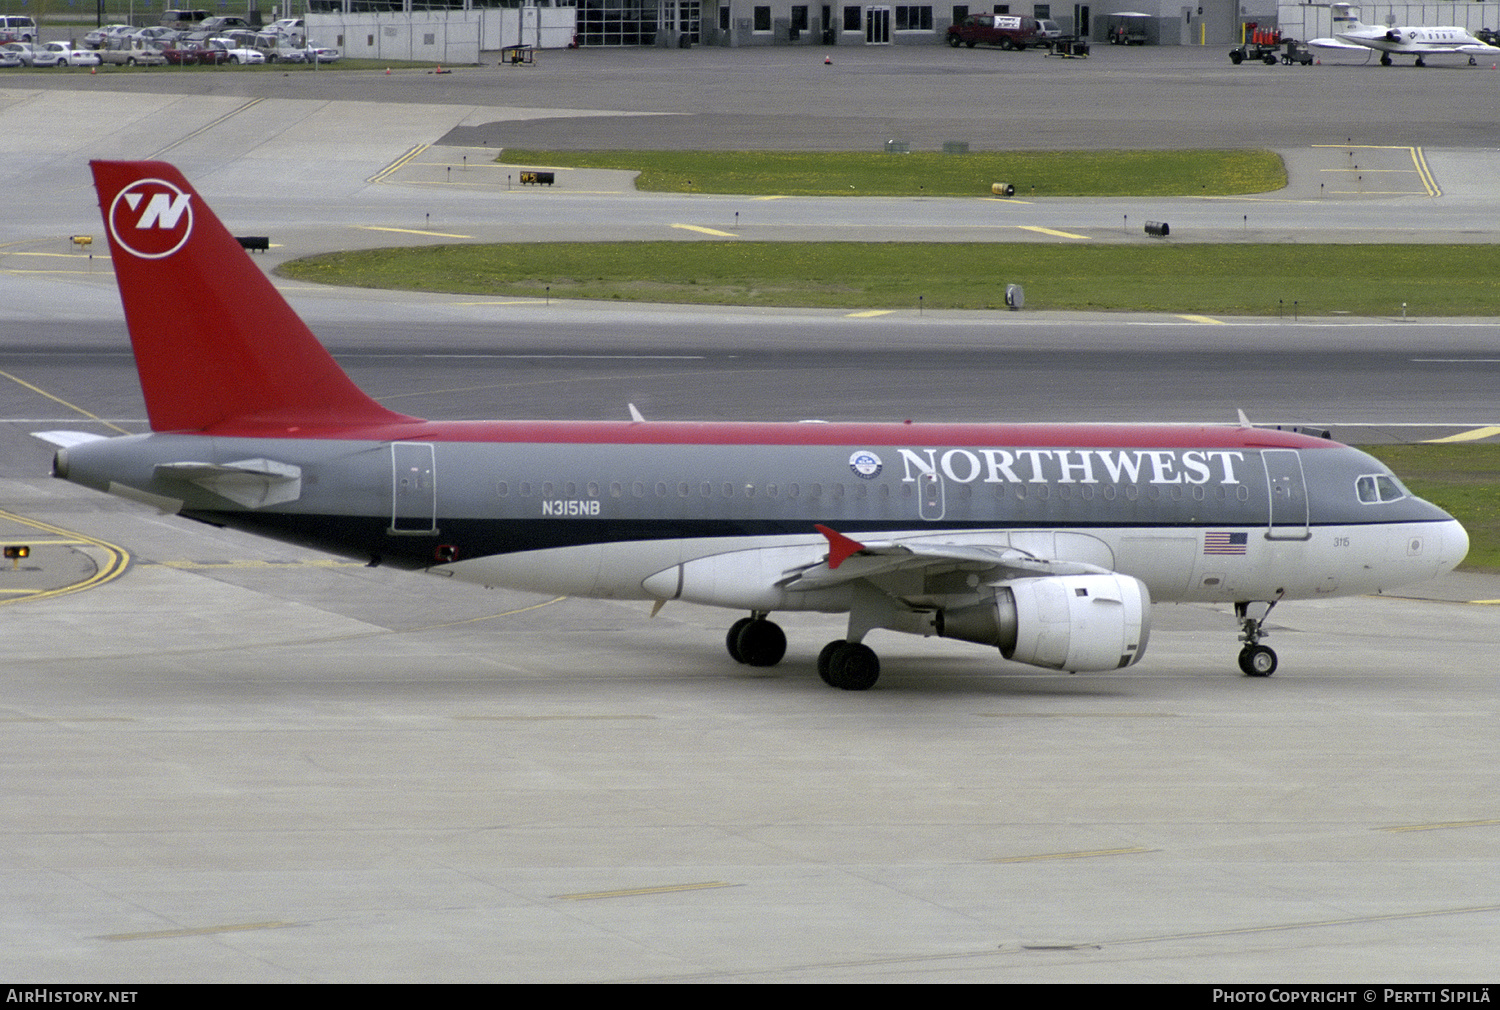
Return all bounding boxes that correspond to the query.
[1204,532,1248,555]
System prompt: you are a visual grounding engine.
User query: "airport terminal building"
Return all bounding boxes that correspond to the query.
[300,1,1500,52]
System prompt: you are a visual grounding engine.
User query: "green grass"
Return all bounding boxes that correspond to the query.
[499,149,1288,197]
[278,242,1500,315]
[1361,445,1500,572]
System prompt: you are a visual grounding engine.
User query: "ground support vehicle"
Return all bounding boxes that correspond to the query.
[1281,39,1314,64]
[1230,26,1284,64]
[1047,36,1090,57]
[946,14,1042,50]
[1106,14,1148,44]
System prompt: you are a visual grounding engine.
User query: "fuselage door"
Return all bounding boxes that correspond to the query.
[1262,449,1310,540]
[390,441,437,535]
[919,470,945,521]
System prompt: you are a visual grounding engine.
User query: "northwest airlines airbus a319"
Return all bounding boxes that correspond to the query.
[38,161,1468,689]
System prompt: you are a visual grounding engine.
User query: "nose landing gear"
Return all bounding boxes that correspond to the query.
[1235,597,1282,677]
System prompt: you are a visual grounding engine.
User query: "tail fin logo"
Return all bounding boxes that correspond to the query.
[107,178,194,260]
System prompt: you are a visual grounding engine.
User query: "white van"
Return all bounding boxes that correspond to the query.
[0,16,37,43]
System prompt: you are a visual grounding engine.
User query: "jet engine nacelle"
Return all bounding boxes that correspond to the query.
[937,573,1151,672]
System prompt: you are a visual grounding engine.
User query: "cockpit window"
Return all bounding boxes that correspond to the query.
[1356,474,1407,504]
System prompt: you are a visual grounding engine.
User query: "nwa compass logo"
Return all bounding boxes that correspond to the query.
[107,178,194,260]
[848,451,883,479]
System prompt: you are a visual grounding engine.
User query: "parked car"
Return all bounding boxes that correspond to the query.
[945,14,1042,50]
[1035,19,1063,47]
[268,18,304,37]
[43,42,102,67]
[0,15,37,43]
[83,24,132,49]
[274,40,341,63]
[204,37,265,64]
[99,39,169,66]
[131,26,183,46]
[160,9,211,30]
[198,16,251,34]
[302,41,341,63]
[2,42,63,67]
[0,48,22,68]
[159,42,225,65]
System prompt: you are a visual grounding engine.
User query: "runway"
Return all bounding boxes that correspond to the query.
[0,47,1497,982]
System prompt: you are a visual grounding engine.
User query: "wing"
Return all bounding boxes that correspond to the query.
[1308,37,1371,51]
[777,524,1110,594]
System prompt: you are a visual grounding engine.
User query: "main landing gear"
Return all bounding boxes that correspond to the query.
[724,614,882,690]
[1234,599,1281,677]
[725,615,786,667]
[818,640,880,691]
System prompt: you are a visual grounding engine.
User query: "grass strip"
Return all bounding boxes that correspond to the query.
[1362,444,1500,572]
[498,149,1287,197]
[279,242,1500,315]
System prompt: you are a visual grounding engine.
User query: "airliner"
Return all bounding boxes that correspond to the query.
[1310,3,1500,65]
[37,161,1469,689]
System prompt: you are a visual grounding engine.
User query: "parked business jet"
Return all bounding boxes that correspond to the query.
[1310,3,1500,65]
[38,161,1468,689]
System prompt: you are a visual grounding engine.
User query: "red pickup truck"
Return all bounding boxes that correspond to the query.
[946,14,1042,49]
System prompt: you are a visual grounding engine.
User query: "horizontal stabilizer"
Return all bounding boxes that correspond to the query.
[31,430,110,448]
[106,481,184,515]
[155,458,303,508]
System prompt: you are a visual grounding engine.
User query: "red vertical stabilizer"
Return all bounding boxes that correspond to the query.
[91,160,415,433]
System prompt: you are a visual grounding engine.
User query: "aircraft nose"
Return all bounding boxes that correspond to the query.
[1438,519,1470,573]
